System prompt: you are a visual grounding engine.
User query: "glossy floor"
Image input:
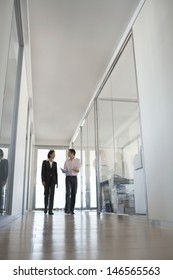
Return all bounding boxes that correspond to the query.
[0,211,173,260]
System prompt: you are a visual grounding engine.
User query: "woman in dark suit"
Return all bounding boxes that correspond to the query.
[41,150,58,215]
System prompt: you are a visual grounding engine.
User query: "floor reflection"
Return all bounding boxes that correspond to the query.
[0,210,173,260]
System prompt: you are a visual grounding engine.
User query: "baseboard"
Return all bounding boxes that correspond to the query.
[0,213,21,228]
[149,219,173,228]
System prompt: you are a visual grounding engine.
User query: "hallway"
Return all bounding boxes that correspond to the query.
[0,211,173,260]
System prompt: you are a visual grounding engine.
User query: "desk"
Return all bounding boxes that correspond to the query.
[100,175,134,213]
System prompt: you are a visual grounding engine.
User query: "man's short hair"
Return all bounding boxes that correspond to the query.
[69,149,76,156]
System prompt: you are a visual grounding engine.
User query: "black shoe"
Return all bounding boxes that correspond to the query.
[65,210,70,214]
[71,212,75,215]
[49,212,54,215]
[44,209,47,213]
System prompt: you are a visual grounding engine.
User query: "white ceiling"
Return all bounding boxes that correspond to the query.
[28,0,141,146]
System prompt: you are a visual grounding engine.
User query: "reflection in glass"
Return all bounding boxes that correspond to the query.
[0,148,8,214]
[71,37,145,214]
[73,132,82,209]
[67,148,82,209]
[0,10,19,215]
[73,105,96,210]
[98,36,142,214]
[82,106,96,209]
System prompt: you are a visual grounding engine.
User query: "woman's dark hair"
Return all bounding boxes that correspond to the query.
[0,149,4,158]
[69,148,76,156]
[47,150,55,159]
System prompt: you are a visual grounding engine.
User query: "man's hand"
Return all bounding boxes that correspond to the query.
[73,168,79,173]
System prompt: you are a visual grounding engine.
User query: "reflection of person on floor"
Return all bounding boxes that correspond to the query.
[0,149,8,212]
[41,150,58,215]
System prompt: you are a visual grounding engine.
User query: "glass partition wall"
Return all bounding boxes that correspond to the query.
[81,106,96,210]
[72,35,145,215]
[73,105,96,211]
[72,129,82,209]
[98,37,141,214]
[0,4,22,216]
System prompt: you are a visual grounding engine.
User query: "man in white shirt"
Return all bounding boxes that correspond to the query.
[63,149,81,214]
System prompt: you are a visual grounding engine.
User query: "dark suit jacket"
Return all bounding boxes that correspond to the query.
[41,160,58,186]
[0,158,8,185]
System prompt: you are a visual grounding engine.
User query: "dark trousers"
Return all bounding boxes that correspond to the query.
[44,182,55,213]
[65,176,77,213]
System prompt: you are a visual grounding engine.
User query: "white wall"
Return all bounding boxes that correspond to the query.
[133,0,173,222]
[11,57,28,215]
[0,0,13,123]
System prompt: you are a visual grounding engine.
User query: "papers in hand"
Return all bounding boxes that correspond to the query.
[60,168,71,176]
[60,168,67,173]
